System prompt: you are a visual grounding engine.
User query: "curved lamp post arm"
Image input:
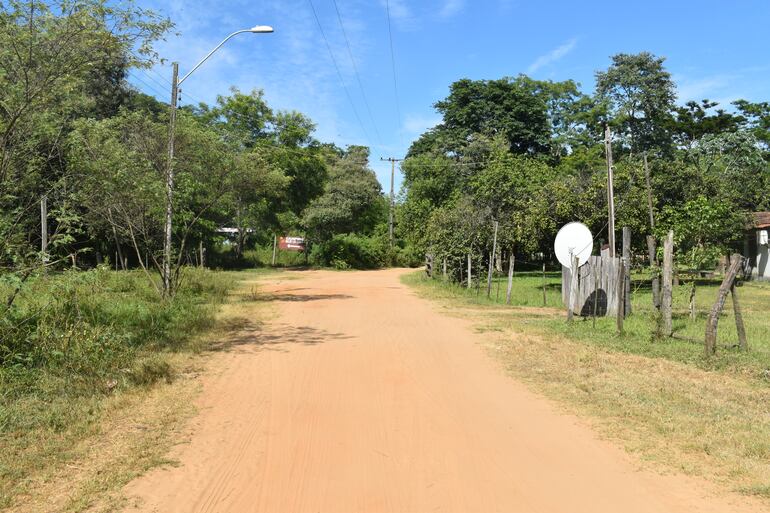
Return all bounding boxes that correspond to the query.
[178,25,273,85]
[179,29,249,85]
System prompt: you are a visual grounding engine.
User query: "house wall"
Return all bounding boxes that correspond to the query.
[751,228,770,280]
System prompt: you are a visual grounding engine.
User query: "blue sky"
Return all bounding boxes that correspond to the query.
[129,0,770,192]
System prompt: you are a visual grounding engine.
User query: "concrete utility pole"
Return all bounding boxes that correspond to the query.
[604,125,616,257]
[163,62,179,297]
[380,157,403,248]
[162,25,273,298]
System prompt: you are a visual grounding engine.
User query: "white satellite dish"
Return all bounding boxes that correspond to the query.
[554,222,593,268]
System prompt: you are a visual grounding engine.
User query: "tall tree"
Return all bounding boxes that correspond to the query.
[595,52,676,153]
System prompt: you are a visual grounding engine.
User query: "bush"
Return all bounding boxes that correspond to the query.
[310,233,386,269]
[0,266,232,409]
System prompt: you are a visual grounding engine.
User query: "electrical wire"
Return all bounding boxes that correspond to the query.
[127,71,167,98]
[384,0,403,146]
[307,0,373,149]
[331,0,382,146]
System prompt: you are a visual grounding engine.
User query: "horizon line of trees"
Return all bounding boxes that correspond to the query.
[397,52,770,281]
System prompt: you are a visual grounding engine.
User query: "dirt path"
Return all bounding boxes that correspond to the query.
[124,269,762,513]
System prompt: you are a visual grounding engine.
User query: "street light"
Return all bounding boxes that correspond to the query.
[162,25,273,297]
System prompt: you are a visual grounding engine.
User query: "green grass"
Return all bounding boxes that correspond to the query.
[0,266,237,510]
[403,270,770,379]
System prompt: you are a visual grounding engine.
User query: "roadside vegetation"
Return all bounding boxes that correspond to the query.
[404,271,770,501]
[0,267,235,509]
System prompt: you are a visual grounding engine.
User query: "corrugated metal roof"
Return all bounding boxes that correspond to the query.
[754,212,770,228]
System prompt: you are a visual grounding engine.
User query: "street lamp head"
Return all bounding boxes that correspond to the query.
[249,25,274,33]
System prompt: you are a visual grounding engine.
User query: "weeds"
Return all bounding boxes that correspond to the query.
[0,266,233,508]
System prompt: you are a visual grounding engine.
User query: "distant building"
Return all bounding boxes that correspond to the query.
[745,212,770,281]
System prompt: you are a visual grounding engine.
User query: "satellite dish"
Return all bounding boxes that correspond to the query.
[554,222,593,268]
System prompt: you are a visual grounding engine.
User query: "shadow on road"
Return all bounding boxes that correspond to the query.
[211,319,352,353]
[248,292,354,303]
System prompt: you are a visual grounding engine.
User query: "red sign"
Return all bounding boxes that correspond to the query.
[278,236,305,251]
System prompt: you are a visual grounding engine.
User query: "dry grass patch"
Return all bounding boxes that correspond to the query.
[404,272,770,504]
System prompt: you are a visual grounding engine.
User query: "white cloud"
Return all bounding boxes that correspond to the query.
[527,38,578,74]
[439,0,465,18]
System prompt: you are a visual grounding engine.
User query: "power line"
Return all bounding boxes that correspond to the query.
[384,0,403,146]
[141,67,206,106]
[331,0,382,146]
[307,0,373,149]
[127,71,167,98]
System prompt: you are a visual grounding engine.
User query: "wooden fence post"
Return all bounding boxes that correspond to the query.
[662,230,674,337]
[732,282,747,351]
[506,252,515,305]
[567,253,579,322]
[443,258,447,281]
[616,258,625,334]
[705,254,743,355]
[486,221,499,298]
[542,262,547,307]
[622,227,632,317]
[647,235,660,309]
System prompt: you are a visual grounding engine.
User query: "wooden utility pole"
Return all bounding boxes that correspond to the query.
[40,195,48,263]
[643,153,655,231]
[486,220,499,298]
[380,157,403,248]
[662,230,674,337]
[604,125,616,257]
[163,62,179,297]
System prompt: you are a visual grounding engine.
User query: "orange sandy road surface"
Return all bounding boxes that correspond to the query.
[124,269,762,513]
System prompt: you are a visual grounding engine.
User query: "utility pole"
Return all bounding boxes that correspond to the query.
[604,125,616,257]
[380,157,402,248]
[163,62,179,298]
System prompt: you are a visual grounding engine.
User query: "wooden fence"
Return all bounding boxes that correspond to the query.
[562,252,622,317]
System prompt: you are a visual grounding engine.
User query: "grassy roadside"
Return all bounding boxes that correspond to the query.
[0,268,279,512]
[403,271,770,502]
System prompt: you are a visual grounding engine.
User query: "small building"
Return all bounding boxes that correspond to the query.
[745,212,770,281]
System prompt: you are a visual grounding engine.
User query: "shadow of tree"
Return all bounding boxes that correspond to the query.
[210,318,352,353]
[244,292,354,303]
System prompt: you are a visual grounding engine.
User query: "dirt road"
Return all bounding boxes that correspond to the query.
[124,269,761,513]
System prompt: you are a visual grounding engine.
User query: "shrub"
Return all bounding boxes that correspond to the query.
[310,233,386,269]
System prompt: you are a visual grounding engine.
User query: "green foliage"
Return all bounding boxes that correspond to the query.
[401,51,769,273]
[303,146,386,243]
[0,267,231,415]
[310,233,387,269]
[595,52,676,152]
